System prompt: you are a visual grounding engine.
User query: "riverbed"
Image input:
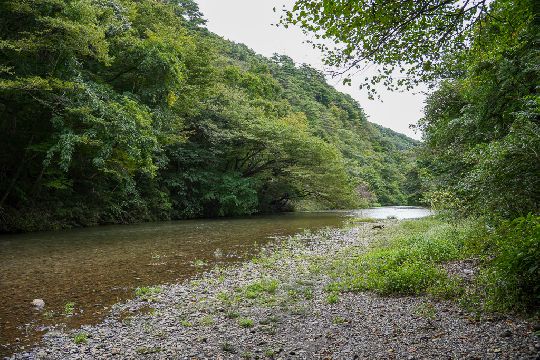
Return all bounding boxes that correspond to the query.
[0,206,430,356]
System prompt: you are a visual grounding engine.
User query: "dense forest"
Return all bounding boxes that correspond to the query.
[0,0,419,233]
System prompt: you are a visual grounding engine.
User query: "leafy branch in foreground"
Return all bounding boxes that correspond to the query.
[280,0,530,95]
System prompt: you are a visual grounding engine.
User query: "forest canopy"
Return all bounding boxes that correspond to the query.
[0,0,418,232]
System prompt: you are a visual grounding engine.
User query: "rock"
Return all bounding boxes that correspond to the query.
[500,329,512,338]
[32,298,45,310]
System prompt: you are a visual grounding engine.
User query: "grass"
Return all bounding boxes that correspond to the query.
[135,286,162,301]
[349,217,377,223]
[200,315,215,326]
[243,278,279,300]
[225,310,240,319]
[73,332,88,344]
[325,214,540,315]
[332,316,347,325]
[326,292,339,304]
[326,217,477,296]
[264,348,276,357]
[64,302,75,315]
[180,319,192,327]
[238,317,254,328]
[193,259,208,267]
[221,342,236,353]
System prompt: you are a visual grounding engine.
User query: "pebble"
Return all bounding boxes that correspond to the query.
[32,299,45,310]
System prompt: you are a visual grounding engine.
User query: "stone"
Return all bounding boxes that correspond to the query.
[32,299,45,310]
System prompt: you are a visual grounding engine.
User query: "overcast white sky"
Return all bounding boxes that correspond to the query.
[195,0,426,140]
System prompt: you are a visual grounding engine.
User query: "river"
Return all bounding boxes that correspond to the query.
[0,206,431,356]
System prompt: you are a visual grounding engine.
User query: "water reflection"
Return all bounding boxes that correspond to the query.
[352,206,434,219]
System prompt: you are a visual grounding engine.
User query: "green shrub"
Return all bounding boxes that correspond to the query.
[482,214,540,313]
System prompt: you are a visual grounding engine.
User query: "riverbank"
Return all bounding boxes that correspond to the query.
[9,220,539,359]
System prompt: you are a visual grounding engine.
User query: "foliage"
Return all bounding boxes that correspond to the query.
[282,0,537,218]
[280,0,500,96]
[0,0,418,232]
[481,214,540,313]
[418,0,539,219]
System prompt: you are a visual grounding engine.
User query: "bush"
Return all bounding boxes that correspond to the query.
[482,214,540,313]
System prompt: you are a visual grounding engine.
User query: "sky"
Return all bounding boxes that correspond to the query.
[195,0,426,140]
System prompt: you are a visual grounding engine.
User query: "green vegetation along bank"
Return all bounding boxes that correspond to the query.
[0,0,419,233]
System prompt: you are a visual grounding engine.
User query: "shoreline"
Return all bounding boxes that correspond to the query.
[8,220,539,359]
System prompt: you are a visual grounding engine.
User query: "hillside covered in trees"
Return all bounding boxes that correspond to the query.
[0,0,418,233]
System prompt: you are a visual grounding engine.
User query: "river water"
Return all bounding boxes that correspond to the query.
[0,206,431,356]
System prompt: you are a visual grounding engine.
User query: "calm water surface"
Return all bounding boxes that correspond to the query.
[0,207,430,356]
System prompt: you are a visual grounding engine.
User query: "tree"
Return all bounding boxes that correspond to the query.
[280,0,533,96]
[0,0,418,232]
[416,0,539,218]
